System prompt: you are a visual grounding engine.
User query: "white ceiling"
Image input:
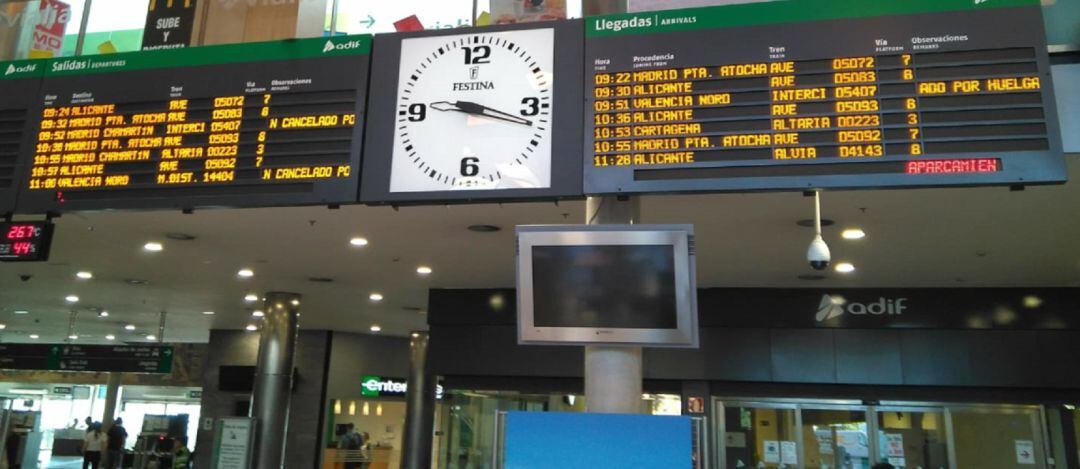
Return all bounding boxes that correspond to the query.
[2,157,1078,344]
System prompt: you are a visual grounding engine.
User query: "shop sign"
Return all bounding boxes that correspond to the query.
[361,375,443,398]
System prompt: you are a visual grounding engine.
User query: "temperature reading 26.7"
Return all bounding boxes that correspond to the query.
[0,221,54,262]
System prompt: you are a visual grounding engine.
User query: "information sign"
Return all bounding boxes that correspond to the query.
[584,0,1064,194]
[0,344,173,373]
[14,35,371,213]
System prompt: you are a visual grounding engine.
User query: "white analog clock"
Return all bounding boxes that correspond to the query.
[389,28,555,192]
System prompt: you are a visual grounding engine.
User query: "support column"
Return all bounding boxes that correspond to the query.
[401,331,435,469]
[584,196,643,414]
[250,292,301,469]
[101,372,122,429]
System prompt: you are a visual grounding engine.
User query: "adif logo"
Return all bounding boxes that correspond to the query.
[322,39,363,53]
[815,294,907,322]
[974,0,989,4]
[4,63,37,76]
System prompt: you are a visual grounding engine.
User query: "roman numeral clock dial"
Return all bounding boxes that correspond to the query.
[389,29,555,192]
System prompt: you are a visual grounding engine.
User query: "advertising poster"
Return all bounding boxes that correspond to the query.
[30,0,69,58]
[491,0,567,23]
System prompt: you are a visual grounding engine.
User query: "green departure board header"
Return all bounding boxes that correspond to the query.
[587,0,1039,37]
[40,34,371,77]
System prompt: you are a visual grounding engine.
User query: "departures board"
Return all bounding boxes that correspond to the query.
[584,0,1065,194]
[0,60,44,215]
[13,36,371,213]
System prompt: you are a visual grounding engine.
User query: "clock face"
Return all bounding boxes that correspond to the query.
[389,28,555,192]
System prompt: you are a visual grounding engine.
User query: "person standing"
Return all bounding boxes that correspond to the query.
[338,424,363,469]
[82,423,107,469]
[105,418,128,469]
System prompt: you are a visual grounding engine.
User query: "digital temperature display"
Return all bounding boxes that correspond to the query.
[0,221,54,262]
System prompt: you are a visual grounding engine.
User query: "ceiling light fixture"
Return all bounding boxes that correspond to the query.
[143,242,163,252]
[841,228,866,240]
[65,295,79,303]
[14,310,28,315]
[68,334,78,340]
[145,334,156,341]
[369,293,383,302]
[105,334,116,341]
[29,334,39,339]
[370,325,382,333]
[202,311,215,316]
[237,268,254,278]
[0,324,6,330]
[416,266,433,275]
[124,324,136,331]
[349,237,369,247]
[244,294,258,302]
[245,324,257,331]
[834,262,856,274]
[76,271,93,279]
[252,310,264,318]
[98,311,109,318]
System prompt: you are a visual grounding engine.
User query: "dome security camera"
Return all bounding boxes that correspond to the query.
[807,234,831,271]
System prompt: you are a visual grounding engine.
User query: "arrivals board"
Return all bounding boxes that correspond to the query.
[0,60,44,215]
[584,0,1065,194]
[14,35,371,213]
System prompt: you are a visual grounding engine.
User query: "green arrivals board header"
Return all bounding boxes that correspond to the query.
[587,0,1039,37]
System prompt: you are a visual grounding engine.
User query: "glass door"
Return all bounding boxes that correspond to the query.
[949,406,1047,469]
[717,402,800,469]
[874,406,949,469]
[801,406,870,469]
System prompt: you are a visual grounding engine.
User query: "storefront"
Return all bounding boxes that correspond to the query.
[426,287,1080,469]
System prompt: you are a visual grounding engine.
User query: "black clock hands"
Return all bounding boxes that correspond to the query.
[430,100,533,126]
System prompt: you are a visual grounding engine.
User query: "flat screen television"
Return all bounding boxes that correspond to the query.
[516,225,698,347]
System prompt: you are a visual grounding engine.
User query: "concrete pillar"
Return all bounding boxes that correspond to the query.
[250,292,301,469]
[584,196,643,414]
[101,372,122,429]
[401,331,436,469]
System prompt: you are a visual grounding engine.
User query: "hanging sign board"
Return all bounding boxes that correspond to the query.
[583,0,1064,194]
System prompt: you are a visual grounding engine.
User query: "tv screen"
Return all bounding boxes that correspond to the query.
[532,245,677,329]
[516,225,698,347]
[218,366,255,392]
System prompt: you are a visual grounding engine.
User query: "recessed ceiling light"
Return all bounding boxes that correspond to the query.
[76,271,93,279]
[467,224,501,232]
[244,294,259,302]
[290,299,300,306]
[0,324,6,330]
[145,334,156,341]
[68,335,78,340]
[202,311,215,316]
[98,311,109,318]
[252,310,265,317]
[841,228,866,240]
[29,334,39,339]
[370,325,382,333]
[65,295,79,303]
[369,293,384,302]
[349,237,369,247]
[835,262,856,274]
[124,324,136,331]
[237,268,254,278]
[143,242,163,252]
[416,266,433,275]
[105,334,115,341]
[245,324,258,331]
[14,310,28,315]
